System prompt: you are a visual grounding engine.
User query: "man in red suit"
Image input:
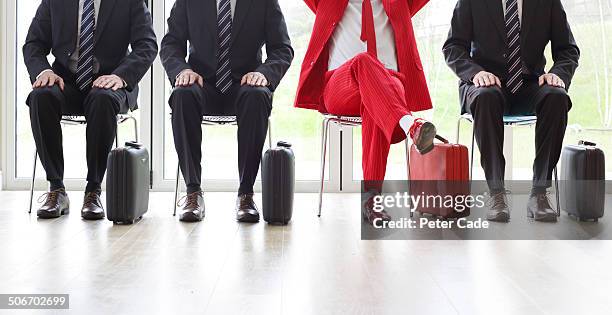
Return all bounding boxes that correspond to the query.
[295,0,435,224]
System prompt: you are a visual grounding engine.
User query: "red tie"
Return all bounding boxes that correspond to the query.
[360,0,378,58]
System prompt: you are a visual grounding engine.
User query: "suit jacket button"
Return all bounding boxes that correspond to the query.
[503,53,507,58]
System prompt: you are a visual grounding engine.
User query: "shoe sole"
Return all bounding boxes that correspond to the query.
[179,213,204,222]
[37,207,70,219]
[487,212,510,223]
[81,213,105,221]
[237,215,260,223]
[527,210,558,222]
[414,122,437,154]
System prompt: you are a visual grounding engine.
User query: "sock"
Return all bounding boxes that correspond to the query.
[399,115,416,135]
[85,182,101,194]
[50,180,65,192]
[531,186,547,196]
[186,184,202,194]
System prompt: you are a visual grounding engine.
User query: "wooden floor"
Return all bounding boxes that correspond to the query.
[1,190,612,315]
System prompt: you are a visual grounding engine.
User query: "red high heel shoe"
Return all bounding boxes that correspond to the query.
[408,118,437,154]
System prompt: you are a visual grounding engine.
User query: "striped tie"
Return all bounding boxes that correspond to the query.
[505,0,523,94]
[216,0,233,94]
[76,0,96,92]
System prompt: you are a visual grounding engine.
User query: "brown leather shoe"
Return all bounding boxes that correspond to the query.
[36,189,70,219]
[362,194,391,225]
[178,191,205,222]
[527,192,558,222]
[408,118,437,154]
[236,194,260,223]
[81,191,105,220]
[486,190,510,222]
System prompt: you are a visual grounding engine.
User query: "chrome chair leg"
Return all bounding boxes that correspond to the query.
[267,118,273,149]
[554,166,560,216]
[470,124,476,181]
[318,118,331,217]
[28,150,38,214]
[173,164,181,216]
[456,116,462,144]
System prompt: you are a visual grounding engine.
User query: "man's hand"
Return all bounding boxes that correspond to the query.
[473,71,501,88]
[539,73,565,89]
[33,70,65,91]
[93,75,126,91]
[176,69,204,87]
[241,72,268,87]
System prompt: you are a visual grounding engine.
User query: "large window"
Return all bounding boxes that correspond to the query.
[2,0,611,192]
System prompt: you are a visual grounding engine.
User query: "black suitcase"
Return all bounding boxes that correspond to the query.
[560,141,606,221]
[106,141,150,224]
[261,141,295,225]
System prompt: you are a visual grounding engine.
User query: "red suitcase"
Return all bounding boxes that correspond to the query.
[409,135,471,218]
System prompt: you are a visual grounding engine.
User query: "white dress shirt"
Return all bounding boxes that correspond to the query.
[502,0,523,24]
[328,0,398,71]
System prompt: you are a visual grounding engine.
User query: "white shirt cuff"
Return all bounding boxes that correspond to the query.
[36,69,53,80]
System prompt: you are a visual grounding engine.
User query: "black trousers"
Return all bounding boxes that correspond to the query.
[26,83,128,189]
[460,79,571,192]
[169,82,272,195]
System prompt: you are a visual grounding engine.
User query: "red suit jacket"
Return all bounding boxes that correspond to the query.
[295,0,433,113]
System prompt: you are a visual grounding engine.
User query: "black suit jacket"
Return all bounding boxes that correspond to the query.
[23,0,158,109]
[160,0,294,91]
[443,0,580,88]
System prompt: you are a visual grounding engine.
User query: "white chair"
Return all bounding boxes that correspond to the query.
[28,114,139,213]
[456,114,560,215]
[172,115,273,216]
[317,114,410,217]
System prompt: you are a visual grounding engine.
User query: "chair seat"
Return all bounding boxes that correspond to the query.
[323,114,362,122]
[201,115,238,124]
[60,114,134,125]
[460,113,537,126]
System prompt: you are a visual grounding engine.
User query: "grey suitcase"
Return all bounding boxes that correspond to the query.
[261,141,295,225]
[106,142,150,224]
[560,141,606,221]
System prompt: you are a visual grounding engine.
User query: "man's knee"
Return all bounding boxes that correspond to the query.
[470,86,504,114]
[27,86,62,106]
[353,52,378,66]
[169,85,201,113]
[237,85,272,114]
[540,86,570,112]
[85,88,120,115]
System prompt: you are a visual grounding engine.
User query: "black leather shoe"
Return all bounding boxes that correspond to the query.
[485,191,510,222]
[36,189,70,219]
[236,194,260,223]
[362,194,391,225]
[178,191,205,222]
[527,192,558,222]
[81,191,105,220]
[527,192,557,222]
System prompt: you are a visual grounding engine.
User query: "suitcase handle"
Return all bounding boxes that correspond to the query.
[578,140,596,147]
[125,141,143,149]
[435,135,449,144]
[277,141,292,148]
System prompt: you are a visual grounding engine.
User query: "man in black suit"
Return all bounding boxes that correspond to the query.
[443,0,580,222]
[23,0,157,220]
[161,0,293,222]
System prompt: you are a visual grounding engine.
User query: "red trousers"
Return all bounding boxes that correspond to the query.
[323,53,411,181]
